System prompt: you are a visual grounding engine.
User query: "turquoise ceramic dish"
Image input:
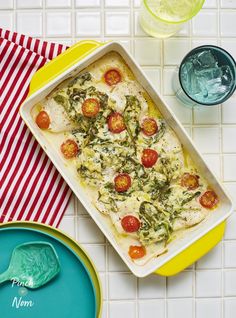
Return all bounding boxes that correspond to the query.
[0,227,97,318]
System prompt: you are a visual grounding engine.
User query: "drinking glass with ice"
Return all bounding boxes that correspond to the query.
[173,45,236,107]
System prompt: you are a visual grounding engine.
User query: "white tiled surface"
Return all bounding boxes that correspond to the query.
[1,0,236,317]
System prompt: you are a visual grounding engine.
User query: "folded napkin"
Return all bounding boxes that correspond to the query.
[0,28,72,227]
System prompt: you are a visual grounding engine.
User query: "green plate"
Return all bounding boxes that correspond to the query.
[0,223,102,318]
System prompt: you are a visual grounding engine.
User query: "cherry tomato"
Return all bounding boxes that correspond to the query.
[104,69,121,86]
[142,118,158,136]
[35,111,50,129]
[121,215,140,233]
[181,173,199,190]
[82,98,100,118]
[129,245,146,259]
[200,191,218,209]
[114,173,131,192]
[141,149,158,168]
[60,139,79,159]
[108,112,126,134]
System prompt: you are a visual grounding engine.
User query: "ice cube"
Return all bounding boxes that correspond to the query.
[192,50,217,71]
[207,81,221,95]
[191,56,202,71]
[206,65,233,101]
[195,66,222,80]
[181,61,202,95]
[193,66,222,100]
[189,70,202,95]
[221,65,233,86]
[198,80,208,98]
[206,79,230,102]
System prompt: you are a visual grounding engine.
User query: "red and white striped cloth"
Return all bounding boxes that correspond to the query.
[0,28,72,227]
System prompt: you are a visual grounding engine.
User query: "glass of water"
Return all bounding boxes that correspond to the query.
[139,0,205,38]
[173,45,236,107]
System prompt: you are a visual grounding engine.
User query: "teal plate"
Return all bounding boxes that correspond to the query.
[0,227,96,318]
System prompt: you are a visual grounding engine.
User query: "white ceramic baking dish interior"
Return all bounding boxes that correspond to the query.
[20,42,234,277]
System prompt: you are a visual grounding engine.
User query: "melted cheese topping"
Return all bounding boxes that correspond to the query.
[32,51,218,266]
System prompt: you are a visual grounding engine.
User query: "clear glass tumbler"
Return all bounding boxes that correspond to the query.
[173,45,236,107]
[139,0,205,38]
